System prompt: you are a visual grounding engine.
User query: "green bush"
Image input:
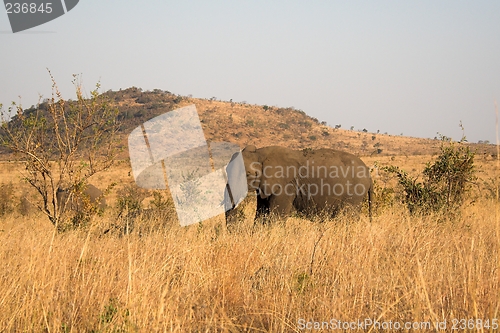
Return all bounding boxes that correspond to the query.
[383,137,476,216]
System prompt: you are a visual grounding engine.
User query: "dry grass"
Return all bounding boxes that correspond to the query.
[0,199,499,332]
[0,153,499,332]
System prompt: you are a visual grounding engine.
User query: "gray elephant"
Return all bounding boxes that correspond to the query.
[56,183,106,213]
[226,145,373,223]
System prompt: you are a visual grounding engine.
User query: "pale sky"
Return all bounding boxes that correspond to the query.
[1,1,499,143]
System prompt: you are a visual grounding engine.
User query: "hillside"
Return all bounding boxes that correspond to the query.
[104,87,496,158]
[1,87,497,159]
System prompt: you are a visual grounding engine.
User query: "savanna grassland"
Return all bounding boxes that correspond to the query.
[0,87,499,332]
[0,153,499,332]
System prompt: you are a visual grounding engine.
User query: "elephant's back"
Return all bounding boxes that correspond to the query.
[256,146,369,168]
[311,149,367,167]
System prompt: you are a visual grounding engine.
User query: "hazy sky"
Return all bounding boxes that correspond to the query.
[1,1,499,143]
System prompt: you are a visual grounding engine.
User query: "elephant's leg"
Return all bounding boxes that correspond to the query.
[254,194,271,224]
[268,194,294,220]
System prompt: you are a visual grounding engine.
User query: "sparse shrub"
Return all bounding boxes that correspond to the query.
[0,182,15,216]
[302,148,313,156]
[133,110,144,118]
[278,123,289,129]
[246,119,254,127]
[100,298,119,324]
[322,130,330,137]
[294,272,313,293]
[135,94,153,104]
[147,102,163,110]
[0,72,119,228]
[98,297,132,331]
[262,105,269,111]
[309,135,317,141]
[371,179,395,215]
[116,184,148,217]
[383,137,476,216]
[483,177,499,201]
[56,182,110,231]
[150,190,170,210]
[121,109,134,119]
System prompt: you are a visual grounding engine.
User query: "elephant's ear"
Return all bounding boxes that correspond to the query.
[258,157,284,200]
[244,145,257,153]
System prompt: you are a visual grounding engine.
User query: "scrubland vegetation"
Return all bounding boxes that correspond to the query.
[0,81,499,331]
[0,154,498,332]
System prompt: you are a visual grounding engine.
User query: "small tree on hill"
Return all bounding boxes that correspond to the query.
[0,72,119,229]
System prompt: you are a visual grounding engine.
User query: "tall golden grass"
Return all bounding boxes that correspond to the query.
[0,200,499,332]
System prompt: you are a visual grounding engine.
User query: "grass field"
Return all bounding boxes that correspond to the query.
[0,156,499,332]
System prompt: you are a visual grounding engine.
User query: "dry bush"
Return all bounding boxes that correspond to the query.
[111,187,177,236]
[0,72,119,228]
[382,138,476,217]
[0,182,15,216]
[0,200,499,332]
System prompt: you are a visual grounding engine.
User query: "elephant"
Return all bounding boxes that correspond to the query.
[225,145,373,223]
[56,183,106,213]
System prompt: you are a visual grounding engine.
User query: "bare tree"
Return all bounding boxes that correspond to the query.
[0,71,119,229]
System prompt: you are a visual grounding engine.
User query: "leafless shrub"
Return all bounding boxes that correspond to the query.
[0,71,119,229]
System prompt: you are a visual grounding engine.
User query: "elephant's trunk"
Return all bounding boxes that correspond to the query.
[368,183,374,222]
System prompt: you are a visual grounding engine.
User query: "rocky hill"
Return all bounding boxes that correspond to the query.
[105,87,496,158]
[1,87,497,160]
